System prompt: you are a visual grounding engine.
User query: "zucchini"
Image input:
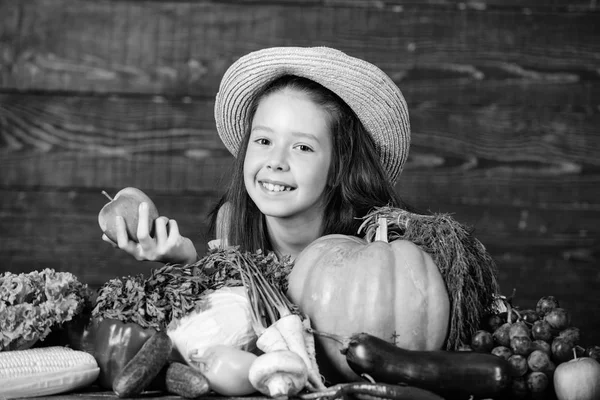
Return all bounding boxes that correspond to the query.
[343,332,511,399]
[112,330,172,398]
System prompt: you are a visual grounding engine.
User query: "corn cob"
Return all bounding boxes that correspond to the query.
[0,346,100,399]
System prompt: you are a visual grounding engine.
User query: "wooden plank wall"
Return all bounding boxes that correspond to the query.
[1,0,599,343]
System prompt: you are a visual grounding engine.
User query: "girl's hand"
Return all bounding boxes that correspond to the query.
[102,202,198,265]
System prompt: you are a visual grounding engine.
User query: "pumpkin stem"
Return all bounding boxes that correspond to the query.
[374,217,389,243]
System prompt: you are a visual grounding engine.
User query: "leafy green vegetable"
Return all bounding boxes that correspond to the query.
[92,247,293,330]
[0,269,92,351]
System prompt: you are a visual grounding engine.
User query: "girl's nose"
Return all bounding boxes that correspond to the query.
[267,148,290,171]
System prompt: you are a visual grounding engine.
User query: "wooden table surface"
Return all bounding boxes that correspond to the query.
[34,387,269,400]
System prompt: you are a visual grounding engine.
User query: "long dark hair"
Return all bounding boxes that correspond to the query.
[208,75,410,253]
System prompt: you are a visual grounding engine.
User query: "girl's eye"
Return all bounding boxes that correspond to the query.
[255,138,271,146]
[296,144,314,152]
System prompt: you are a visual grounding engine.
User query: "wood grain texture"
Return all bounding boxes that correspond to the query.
[1,0,599,344]
[129,0,598,9]
[9,388,270,400]
[0,93,232,190]
[1,1,599,94]
[2,89,598,207]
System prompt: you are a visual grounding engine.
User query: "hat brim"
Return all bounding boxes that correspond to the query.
[214,46,410,184]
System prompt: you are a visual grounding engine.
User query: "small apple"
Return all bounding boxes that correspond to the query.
[554,355,600,400]
[98,187,159,243]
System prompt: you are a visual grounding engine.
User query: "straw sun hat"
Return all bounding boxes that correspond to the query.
[214,46,411,184]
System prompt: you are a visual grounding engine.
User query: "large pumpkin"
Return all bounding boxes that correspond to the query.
[287,228,450,383]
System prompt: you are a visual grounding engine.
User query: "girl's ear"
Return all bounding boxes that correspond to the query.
[216,201,232,247]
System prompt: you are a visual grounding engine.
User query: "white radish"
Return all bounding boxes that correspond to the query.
[270,314,324,391]
[236,253,326,391]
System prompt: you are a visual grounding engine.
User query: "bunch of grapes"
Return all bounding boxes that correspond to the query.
[466,295,600,399]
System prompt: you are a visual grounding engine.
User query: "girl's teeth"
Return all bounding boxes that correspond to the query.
[263,182,291,192]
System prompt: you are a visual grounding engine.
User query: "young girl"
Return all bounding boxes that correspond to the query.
[103,46,413,262]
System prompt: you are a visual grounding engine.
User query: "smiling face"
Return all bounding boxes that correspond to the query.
[243,87,333,226]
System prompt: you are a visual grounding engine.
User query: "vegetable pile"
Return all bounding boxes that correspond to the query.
[0,268,92,351]
[91,248,329,397]
[89,248,300,396]
[7,195,600,400]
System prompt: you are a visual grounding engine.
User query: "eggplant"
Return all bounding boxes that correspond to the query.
[342,332,511,399]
